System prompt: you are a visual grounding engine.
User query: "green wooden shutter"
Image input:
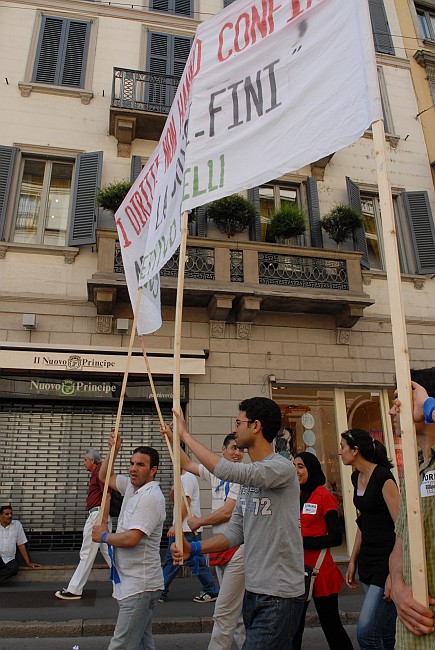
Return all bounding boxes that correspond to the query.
[247,187,261,241]
[0,146,18,240]
[130,156,142,182]
[33,16,90,88]
[68,151,102,246]
[346,176,370,268]
[172,36,192,78]
[402,191,435,274]
[368,0,395,55]
[146,32,191,107]
[306,177,323,248]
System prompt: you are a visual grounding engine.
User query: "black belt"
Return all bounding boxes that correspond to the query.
[88,507,100,515]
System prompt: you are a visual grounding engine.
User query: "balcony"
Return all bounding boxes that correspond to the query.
[109,67,179,156]
[89,232,373,331]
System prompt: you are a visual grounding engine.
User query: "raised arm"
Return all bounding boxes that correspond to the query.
[160,421,200,476]
[171,410,221,474]
[99,428,120,491]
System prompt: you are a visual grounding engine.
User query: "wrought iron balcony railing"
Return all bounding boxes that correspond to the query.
[111,67,179,114]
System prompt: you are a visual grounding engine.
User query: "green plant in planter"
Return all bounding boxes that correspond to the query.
[96,180,132,214]
[268,203,306,242]
[321,204,363,247]
[206,194,256,238]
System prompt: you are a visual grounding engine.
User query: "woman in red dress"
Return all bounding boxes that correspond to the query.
[292,452,353,650]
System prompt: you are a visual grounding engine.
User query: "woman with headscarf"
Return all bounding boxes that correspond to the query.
[292,451,353,650]
[340,429,399,650]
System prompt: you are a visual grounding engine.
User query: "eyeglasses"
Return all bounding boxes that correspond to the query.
[234,419,254,428]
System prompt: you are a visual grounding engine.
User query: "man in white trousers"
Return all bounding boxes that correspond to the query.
[162,425,246,650]
[55,448,111,600]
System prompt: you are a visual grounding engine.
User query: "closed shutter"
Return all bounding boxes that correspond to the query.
[0,401,174,551]
[346,176,370,268]
[402,191,435,274]
[150,0,192,15]
[247,187,261,241]
[146,32,191,106]
[306,177,323,248]
[68,151,102,246]
[130,155,143,182]
[196,205,207,238]
[224,0,236,6]
[0,145,18,239]
[33,16,90,88]
[368,0,395,55]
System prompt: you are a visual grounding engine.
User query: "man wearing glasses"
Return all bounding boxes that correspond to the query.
[170,397,305,650]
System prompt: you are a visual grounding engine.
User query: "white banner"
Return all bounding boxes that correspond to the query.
[183,0,382,209]
[115,0,381,334]
[115,42,201,334]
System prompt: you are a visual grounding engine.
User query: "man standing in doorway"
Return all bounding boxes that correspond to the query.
[55,448,111,600]
[170,397,305,650]
[0,505,40,583]
[92,433,165,650]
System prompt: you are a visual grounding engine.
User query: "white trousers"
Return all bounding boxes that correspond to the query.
[67,509,111,596]
[208,545,246,650]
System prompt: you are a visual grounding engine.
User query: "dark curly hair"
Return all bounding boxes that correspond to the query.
[238,397,282,443]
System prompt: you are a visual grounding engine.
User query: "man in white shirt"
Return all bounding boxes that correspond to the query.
[159,469,219,603]
[0,505,40,583]
[92,434,165,650]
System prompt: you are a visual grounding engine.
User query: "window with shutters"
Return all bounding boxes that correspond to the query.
[12,158,74,246]
[146,32,192,109]
[368,0,395,55]
[258,183,301,242]
[32,16,90,88]
[150,0,193,16]
[415,3,435,40]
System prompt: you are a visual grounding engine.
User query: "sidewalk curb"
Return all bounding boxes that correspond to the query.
[1,612,359,638]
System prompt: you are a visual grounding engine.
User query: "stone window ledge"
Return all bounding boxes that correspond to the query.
[0,242,79,264]
[363,129,400,149]
[18,82,93,105]
[362,269,426,290]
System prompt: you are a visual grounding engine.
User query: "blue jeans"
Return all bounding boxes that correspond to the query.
[357,583,397,650]
[161,533,218,599]
[242,590,305,649]
[109,590,161,650]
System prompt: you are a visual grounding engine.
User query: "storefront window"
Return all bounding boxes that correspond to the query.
[272,386,346,555]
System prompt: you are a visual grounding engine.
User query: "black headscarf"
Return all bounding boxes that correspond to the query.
[295,451,326,510]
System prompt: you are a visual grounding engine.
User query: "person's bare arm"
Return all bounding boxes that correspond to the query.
[167,495,190,537]
[161,422,200,475]
[171,410,221,474]
[171,532,230,563]
[92,526,144,548]
[188,498,236,532]
[346,527,362,589]
[102,492,111,526]
[389,535,435,636]
[17,543,40,568]
[99,429,120,491]
[383,479,400,523]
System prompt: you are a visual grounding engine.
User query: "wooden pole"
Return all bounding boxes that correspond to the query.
[372,119,428,605]
[139,338,193,520]
[97,288,143,525]
[172,211,189,562]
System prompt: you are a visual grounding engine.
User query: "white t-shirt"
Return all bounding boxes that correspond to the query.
[0,520,27,563]
[113,475,165,600]
[199,464,240,535]
[177,472,202,532]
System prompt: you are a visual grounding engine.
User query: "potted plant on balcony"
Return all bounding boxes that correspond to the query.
[320,204,363,249]
[206,194,256,238]
[96,180,132,214]
[268,203,306,244]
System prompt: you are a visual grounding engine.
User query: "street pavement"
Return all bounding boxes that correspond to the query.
[0,627,359,649]
[0,559,363,647]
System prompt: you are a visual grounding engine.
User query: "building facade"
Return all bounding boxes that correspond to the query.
[1,0,435,556]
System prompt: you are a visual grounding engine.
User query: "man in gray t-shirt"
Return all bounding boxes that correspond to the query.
[171,397,305,650]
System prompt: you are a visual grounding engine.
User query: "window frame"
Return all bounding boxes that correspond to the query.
[415,3,435,40]
[258,181,304,243]
[18,11,97,104]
